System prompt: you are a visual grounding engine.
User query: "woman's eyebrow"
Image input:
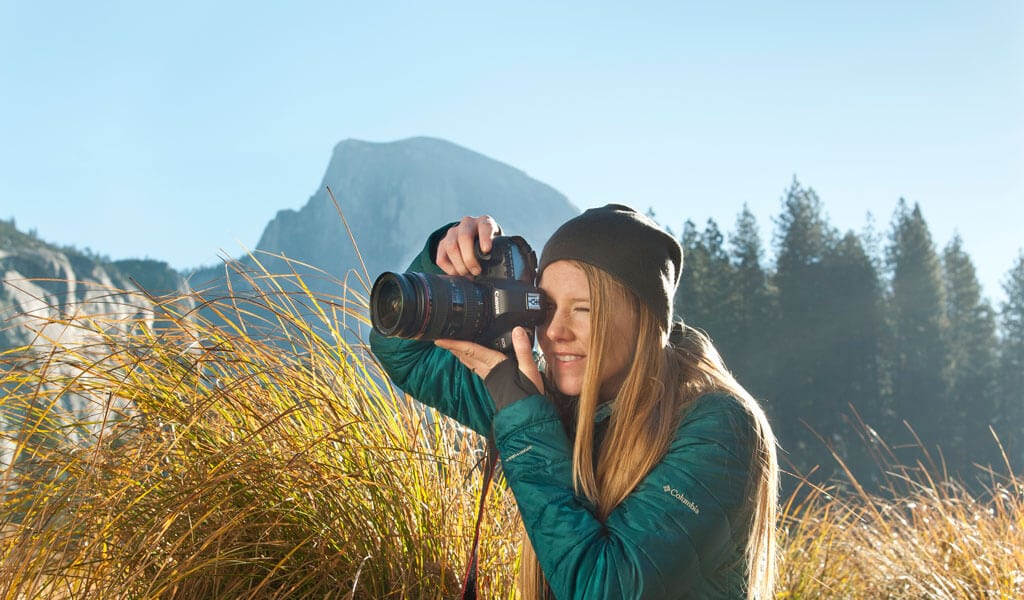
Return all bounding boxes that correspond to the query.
[546,296,589,304]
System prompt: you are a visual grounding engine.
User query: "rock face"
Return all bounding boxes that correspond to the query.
[253,137,579,287]
[0,222,186,351]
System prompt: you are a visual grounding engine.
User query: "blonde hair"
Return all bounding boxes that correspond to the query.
[519,261,778,600]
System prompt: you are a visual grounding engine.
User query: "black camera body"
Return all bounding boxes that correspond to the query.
[370,235,545,353]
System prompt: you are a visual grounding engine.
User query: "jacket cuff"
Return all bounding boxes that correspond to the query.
[483,357,541,413]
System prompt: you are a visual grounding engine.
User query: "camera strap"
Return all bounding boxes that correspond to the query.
[460,440,498,600]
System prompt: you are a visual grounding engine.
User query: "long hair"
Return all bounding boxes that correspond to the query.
[518,261,779,600]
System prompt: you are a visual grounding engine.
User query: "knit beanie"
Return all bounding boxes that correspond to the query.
[539,204,683,333]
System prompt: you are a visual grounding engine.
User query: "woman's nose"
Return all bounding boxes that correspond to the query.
[544,310,571,341]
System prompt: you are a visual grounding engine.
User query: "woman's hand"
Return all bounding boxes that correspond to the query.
[436,215,502,277]
[436,327,543,393]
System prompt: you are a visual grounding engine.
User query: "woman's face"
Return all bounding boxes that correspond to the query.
[537,261,638,401]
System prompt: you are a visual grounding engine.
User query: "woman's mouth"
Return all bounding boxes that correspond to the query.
[552,354,584,363]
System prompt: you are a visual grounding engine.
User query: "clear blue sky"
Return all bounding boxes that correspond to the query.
[2,2,1022,304]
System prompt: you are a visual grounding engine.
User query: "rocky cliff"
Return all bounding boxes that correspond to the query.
[250,136,579,288]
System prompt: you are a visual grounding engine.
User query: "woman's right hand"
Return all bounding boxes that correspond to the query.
[436,215,502,277]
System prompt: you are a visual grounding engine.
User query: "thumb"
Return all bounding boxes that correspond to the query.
[512,327,543,393]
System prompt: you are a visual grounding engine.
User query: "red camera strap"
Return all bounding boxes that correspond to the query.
[460,441,498,600]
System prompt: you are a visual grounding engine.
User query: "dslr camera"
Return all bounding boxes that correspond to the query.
[370,235,545,353]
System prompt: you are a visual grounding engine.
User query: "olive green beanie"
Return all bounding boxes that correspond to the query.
[538,204,683,332]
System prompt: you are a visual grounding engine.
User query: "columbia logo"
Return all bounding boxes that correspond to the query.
[506,444,533,462]
[663,484,700,515]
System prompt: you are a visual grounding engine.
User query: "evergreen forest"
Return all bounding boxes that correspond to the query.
[669,179,1024,489]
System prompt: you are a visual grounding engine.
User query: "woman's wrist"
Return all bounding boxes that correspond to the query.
[484,357,541,412]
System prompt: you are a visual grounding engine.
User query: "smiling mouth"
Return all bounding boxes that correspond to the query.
[553,354,584,362]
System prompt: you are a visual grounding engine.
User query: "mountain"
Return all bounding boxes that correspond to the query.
[246,136,579,289]
[4,137,581,348]
[5,137,580,352]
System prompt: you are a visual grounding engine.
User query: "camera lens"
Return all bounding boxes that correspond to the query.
[371,276,404,334]
[370,271,489,341]
[370,272,425,337]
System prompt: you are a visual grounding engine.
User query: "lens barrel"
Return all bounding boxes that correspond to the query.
[370,271,490,342]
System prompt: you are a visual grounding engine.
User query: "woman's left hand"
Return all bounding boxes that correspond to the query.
[434,338,506,378]
[436,327,543,391]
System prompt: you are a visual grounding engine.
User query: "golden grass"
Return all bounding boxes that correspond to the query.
[1,252,1021,599]
[0,255,519,599]
[776,433,1024,599]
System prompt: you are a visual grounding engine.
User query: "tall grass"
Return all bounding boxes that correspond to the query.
[0,255,519,599]
[2,253,1022,598]
[777,427,1024,599]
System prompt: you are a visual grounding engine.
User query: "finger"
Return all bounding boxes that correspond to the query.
[436,216,502,277]
[476,216,500,254]
[437,226,471,276]
[455,219,483,276]
[435,339,505,378]
[512,327,543,392]
[436,339,478,361]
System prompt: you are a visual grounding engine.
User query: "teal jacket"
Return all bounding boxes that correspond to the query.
[369,228,756,599]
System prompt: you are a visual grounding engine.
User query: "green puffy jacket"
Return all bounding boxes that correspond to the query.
[369,227,756,599]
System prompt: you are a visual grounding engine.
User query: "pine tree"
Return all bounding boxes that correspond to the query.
[771,178,837,471]
[675,219,735,346]
[886,200,950,457]
[998,252,1024,471]
[819,233,886,445]
[727,205,776,399]
[942,235,999,473]
[700,219,737,354]
[676,220,708,323]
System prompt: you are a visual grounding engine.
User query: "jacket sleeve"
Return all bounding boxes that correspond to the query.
[492,392,755,599]
[368,224,498,437]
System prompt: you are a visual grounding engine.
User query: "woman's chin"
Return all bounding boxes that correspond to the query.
[553,377,582,397]
[548,363,584,397]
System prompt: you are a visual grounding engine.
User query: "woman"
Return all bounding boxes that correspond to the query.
[369,204,778,599]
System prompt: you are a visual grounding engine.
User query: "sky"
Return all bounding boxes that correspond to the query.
[2,2,1022,305]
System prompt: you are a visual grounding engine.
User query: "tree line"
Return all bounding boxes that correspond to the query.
[667,179,1024,488]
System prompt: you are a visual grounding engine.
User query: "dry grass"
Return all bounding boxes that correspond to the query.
[0,255,519,599]
[777,430,1024,599]
[1,253,1022,598]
